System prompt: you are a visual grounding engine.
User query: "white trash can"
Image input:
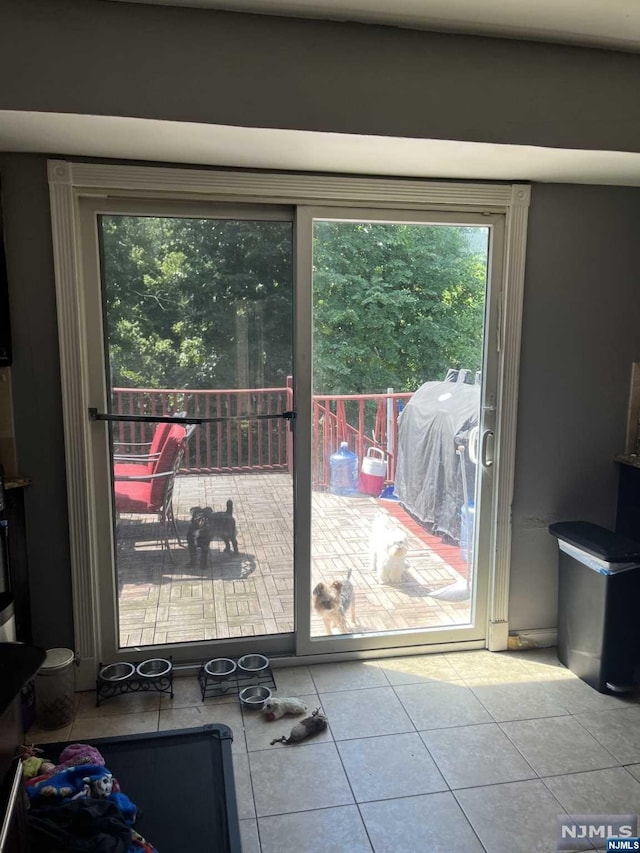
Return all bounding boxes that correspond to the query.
[35,648,76,729]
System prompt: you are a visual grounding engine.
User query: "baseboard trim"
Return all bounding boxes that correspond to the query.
[508,629,558,650]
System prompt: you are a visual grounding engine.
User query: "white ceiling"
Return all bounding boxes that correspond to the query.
[3,110,640,186]
[110,0,640,53]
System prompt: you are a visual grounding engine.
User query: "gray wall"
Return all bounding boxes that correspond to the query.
[0,155,74,649]
[2,0,640,153]
[510,184,640,631]
[2,154,639,644]
[1,1,640,644]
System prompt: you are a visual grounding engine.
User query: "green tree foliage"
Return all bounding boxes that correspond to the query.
[101,214,486,396]
[312,221,487,394]
[101,215,293,390]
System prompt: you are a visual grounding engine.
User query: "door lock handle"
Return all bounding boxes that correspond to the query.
[481,429,495,468]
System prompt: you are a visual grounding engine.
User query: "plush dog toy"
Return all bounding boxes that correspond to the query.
[261,697,308,721]
[270,708,329,745]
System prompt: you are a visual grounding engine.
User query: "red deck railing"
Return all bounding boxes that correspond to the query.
[112,380,413,487]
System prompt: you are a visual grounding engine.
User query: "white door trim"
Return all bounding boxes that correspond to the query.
[48,159,529,687]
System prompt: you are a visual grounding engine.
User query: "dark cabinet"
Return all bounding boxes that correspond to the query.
[616,462,640,540]
[0,644,46,852]
[4,486,31,644]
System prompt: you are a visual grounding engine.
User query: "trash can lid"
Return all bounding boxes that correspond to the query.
[41,647,75,671]
[549,521,640,563]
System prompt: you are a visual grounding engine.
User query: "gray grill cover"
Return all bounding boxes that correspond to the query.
[394,380,479,542]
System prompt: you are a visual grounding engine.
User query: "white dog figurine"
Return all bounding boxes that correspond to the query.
[369,511,409,584]
[262,697,308,721]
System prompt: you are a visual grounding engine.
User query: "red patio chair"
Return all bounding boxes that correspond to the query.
[113,412,187,477]
[114,423,194,552]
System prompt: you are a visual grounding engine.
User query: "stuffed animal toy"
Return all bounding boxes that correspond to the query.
[261,697,308,721]
[270,708,329,745]
[55,743,106,770]
[27,764,137,824]
[17,745,56,780]
[22,756,56,779]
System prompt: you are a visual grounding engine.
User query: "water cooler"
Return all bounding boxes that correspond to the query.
[329,442,359,496]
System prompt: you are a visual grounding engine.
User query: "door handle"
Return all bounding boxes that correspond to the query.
[480,429,495,468]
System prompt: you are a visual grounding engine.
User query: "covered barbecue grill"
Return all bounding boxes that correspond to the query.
[394,374,479,543]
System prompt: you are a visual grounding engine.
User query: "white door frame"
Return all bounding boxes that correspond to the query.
[48,159,529,688]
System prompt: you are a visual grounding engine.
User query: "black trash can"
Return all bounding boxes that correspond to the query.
[549,521,640,694]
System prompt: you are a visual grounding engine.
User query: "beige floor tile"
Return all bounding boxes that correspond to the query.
[375,653,459,686]
[394,680,492,730]
[158,705,208,731]
[70,711,159,740]
[574,706,640,763]
[239,819,261,853]
[547,676,640,714]
[421,723,536,789]
[469,677,571,722]
[26,723,73,745]
[320,686,414,740]
[234,751,256,820]
[249,742,353,817]
[259,806,372,853]
[543,766,640,815]
[270,665,315,696]
[309,660,387,693]
[76,690,161,718]
[500,716,619,776]
[337,732,446,802]
[360,792,484,853]
[454,779,566,853]
[444,650,529,679]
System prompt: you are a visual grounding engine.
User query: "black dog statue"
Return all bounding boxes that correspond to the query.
[187,501,239,566]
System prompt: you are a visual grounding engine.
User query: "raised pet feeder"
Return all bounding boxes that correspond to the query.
[198,653,276,701]
[96,657,174,706]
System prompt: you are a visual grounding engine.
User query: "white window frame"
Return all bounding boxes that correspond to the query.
[48,159,529,688]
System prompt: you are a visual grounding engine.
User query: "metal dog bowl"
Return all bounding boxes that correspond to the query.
[99,662,135,682]
[237,653,269,674]
[239,685,272,709]
[204,658,237,678]
[136,658,172,679]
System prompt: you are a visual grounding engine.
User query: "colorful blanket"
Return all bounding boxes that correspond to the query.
[23,752,157,853]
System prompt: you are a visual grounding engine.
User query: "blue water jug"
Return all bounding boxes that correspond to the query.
[459,501,475,565]
[329,442,359,496]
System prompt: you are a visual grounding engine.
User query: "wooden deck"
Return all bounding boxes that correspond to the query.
[116,472,471,648]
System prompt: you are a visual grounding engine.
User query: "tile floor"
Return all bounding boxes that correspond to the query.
[26,648,640,853]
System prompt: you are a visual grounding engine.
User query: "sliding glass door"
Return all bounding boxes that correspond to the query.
[78,196,504,665]
[295,207,504,655]
[80,199,296,663]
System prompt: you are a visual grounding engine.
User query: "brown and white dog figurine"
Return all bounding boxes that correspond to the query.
[312,568,356,634]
